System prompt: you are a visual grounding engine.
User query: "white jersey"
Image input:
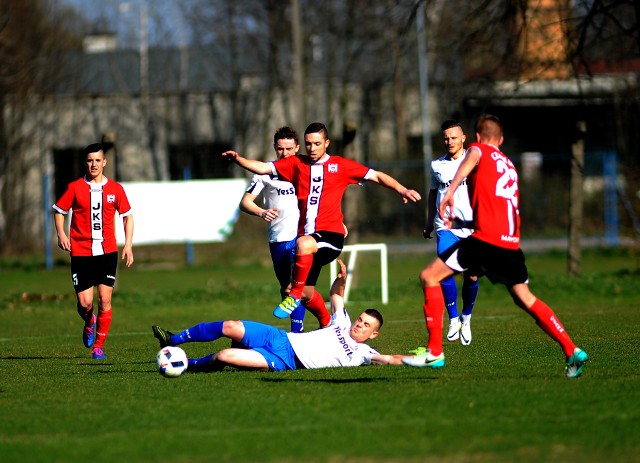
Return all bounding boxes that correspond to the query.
[430,152,474,238]
[286,306,379,369]
[245,173,299,243]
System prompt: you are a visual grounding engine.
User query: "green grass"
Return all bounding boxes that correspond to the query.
[0,245,639,462]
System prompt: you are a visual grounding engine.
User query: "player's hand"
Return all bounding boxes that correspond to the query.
[439,194,455,229]
[221,150,240,162]
[57,234,71,252]
[336,259,347,279]
[261,208,279,222]
[441,212,455,230]
[122,245,134,268]
[400,189,422,204]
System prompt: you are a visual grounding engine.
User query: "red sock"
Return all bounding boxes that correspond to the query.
[529,299,576,357]
[94,309,113,349]
[303,290,331,327]
[289,254,314,299]
[423,286,445,356]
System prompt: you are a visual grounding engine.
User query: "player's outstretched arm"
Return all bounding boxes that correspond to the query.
[329,259,347,315]
[330,259,347,295]
[366,170,421,204]
[370,353,411,365]
[221,150,272,175]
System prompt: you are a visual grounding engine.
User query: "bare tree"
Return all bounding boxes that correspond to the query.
[569,0,640,169]
[0,0,84,253]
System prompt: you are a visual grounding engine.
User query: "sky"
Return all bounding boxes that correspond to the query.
[57,0,192,47]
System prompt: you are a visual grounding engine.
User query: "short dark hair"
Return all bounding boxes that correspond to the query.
[475,114,503,140]
[441,119,462,131]
[273,126,298,145]
[304,122,329,140]
[364,308,383,329]
[83,143,104,156]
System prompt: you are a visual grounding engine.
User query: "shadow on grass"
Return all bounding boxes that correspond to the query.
[259,376,439,383]
[1,355,90,360]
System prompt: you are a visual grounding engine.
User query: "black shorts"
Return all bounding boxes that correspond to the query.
[440,236,528,286]
[70,252,118,293]
[305,231,344,286]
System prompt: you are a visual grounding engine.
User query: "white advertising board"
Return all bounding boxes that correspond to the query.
[114,179,247,245]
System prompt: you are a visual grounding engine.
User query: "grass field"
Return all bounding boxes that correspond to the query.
[1,241,639,463]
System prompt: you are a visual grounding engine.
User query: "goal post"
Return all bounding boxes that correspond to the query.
[328,243,388,304]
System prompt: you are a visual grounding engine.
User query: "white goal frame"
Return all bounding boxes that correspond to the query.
[328,243,388,304]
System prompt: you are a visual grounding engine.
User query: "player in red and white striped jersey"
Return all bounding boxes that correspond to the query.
[53,143,134,360]
[239,126,329,331]
[222,122,421,322]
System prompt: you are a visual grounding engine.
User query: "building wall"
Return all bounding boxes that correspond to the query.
[4,79,433,253]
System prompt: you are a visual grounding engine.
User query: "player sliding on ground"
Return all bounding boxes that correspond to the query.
[402,114,589,378]
[221,122,421,324]
[152,260,411,372]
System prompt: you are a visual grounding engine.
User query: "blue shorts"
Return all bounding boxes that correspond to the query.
[240,321,298,371]
[436,229,463,256]
[269,239,297,289]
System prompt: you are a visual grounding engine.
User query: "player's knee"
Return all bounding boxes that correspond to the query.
[418,269,427,286]
[97,295,112,310]
[296,236,317,253]
[419,268,438,287]
[222,320,243,336]
[215,349,234,363]
[76,301,92,316]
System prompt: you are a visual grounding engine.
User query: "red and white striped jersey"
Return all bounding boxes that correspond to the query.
[53,176,132,256]
[270,154,371,236]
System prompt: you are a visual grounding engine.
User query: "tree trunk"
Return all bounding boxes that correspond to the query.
[568,121,586,276]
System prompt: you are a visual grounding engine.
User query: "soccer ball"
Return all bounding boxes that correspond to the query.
[156,346,188,378]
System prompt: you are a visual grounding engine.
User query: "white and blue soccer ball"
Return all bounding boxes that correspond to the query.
[156,346,188,378]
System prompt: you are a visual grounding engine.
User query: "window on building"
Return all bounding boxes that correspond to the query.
[52,148,86,200]
[53,145,118,199]
[168,142,233,180]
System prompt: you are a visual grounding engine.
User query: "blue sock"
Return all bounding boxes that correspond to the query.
[188,353,219,372]
[290,304,306,333]
[173,321,224,344]
[441,276,459,319]
[461,278,479,316]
